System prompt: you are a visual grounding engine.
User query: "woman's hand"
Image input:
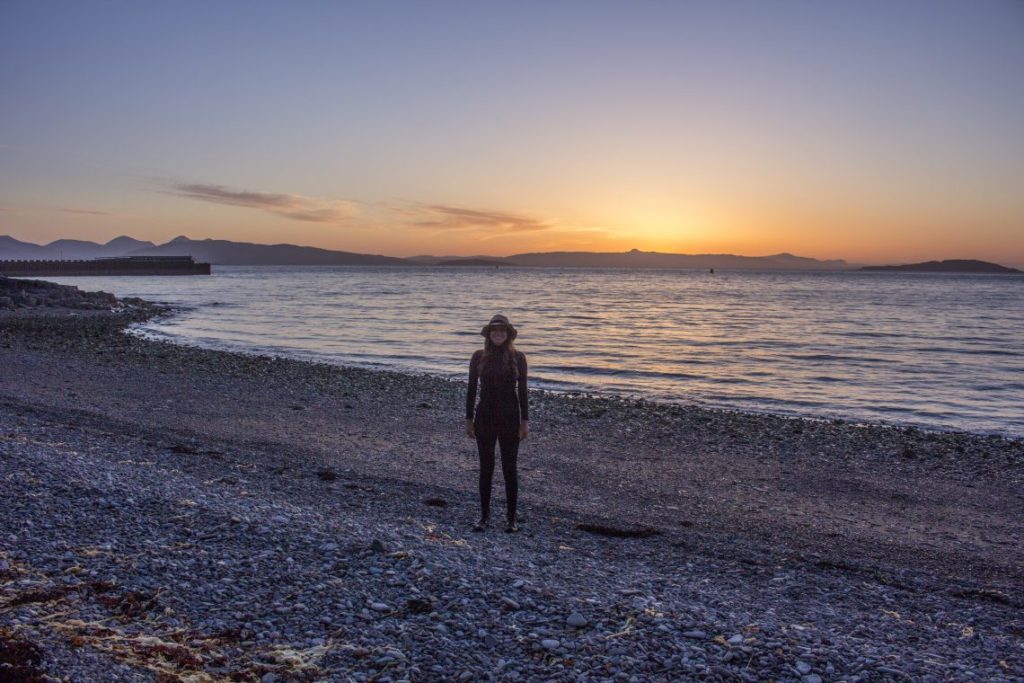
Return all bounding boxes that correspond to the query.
[465,419,476,439]
[518,420,529,441]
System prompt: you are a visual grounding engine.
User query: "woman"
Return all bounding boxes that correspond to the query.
[465,314,529,533]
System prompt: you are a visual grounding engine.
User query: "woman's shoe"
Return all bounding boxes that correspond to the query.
[504,521,519,533]
[472,518,489,532]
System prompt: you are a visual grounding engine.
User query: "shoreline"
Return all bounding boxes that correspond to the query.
[116,298,1024,454]
[129,311,1024,442]
[2,296,1022,680]
[15,269,1024,438]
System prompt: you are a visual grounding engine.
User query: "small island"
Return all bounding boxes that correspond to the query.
[860,259,1021,274]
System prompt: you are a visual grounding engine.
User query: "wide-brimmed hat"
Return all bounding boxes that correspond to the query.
[480,314,517,341]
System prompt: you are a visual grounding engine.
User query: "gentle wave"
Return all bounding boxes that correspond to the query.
[42,266,1024,436]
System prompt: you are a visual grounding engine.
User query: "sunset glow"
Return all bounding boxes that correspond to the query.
[1,1,1022,265]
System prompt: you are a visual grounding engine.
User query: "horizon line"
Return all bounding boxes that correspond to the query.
[4,232,1024,270]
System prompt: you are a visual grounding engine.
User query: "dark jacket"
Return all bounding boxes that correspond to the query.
[466,349,528,434]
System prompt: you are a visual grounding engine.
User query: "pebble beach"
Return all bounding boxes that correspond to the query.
[1,277,1022,682]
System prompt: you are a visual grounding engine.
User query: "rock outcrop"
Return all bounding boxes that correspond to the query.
[0,276,119,310]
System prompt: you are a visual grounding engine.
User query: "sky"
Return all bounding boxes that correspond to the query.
[1,1,1022,265]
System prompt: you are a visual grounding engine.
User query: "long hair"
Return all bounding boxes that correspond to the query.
[482,333,516,368]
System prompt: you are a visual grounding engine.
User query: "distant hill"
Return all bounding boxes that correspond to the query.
[0,236,49,259]
[408,254,509,265]
[1,235,410,266]
[39,239,101,259]
[860,259,1021,274]
[3,236,858,270]
[0,235,155,260]
[131,236,411,266]
[434,258,516,267]
[105,236,156,252]
[503,249,851,270]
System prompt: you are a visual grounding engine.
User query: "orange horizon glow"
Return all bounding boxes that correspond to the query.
[2,4,1022,268]
[3,204,1021,268]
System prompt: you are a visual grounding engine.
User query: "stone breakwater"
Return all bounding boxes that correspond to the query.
[0,275,146,311]
[1,287,1022,681]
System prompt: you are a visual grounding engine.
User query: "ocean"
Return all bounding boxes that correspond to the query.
[39,266,1024,436]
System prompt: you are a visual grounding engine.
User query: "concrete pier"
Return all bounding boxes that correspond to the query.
[0,256,211,276]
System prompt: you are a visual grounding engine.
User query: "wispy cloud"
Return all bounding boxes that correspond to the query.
[408,203,553,233]
[0,203,137,218]
[170,183,358,223]
[58,207,121,216]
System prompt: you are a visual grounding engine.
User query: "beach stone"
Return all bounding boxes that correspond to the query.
[3,291,1023,683]
[371,539,386,553]
[370,602,391,612]
[501,597,520,610]
[567,612,588,628]
[541,639,560,650]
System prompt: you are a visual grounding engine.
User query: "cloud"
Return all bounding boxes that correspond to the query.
[408,203,553,233]
[170,183,358,223]
[0,204,136,218]
[58,208,121,216]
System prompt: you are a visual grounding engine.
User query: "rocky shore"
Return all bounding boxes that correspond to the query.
[1,281,1021,681]
[0,275,132,311]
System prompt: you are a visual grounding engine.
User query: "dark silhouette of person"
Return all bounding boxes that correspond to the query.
[465,314,528,532]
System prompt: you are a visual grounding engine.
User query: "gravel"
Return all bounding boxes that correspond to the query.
[1,287,1022,681]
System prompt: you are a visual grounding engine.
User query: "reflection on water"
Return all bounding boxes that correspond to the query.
[40,266,1024,436]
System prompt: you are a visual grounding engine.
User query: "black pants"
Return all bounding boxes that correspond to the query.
[476,428,519,522]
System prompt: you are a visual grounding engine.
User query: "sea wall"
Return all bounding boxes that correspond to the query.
[0,258,211,276]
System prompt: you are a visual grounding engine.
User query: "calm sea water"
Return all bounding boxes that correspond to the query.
[41,266,1024,436]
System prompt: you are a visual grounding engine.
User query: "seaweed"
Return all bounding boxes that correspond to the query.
[97,590,161,621]
[7,587,72,607]
[950,588,1013,606]
[0,628,47,682]
[315,468,337,481]
[574,523,660,539]
[406,598,434,614]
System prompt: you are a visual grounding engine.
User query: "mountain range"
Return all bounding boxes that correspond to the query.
[1,234,858,270]
[440,249,850,270]
[0,235,408,266]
